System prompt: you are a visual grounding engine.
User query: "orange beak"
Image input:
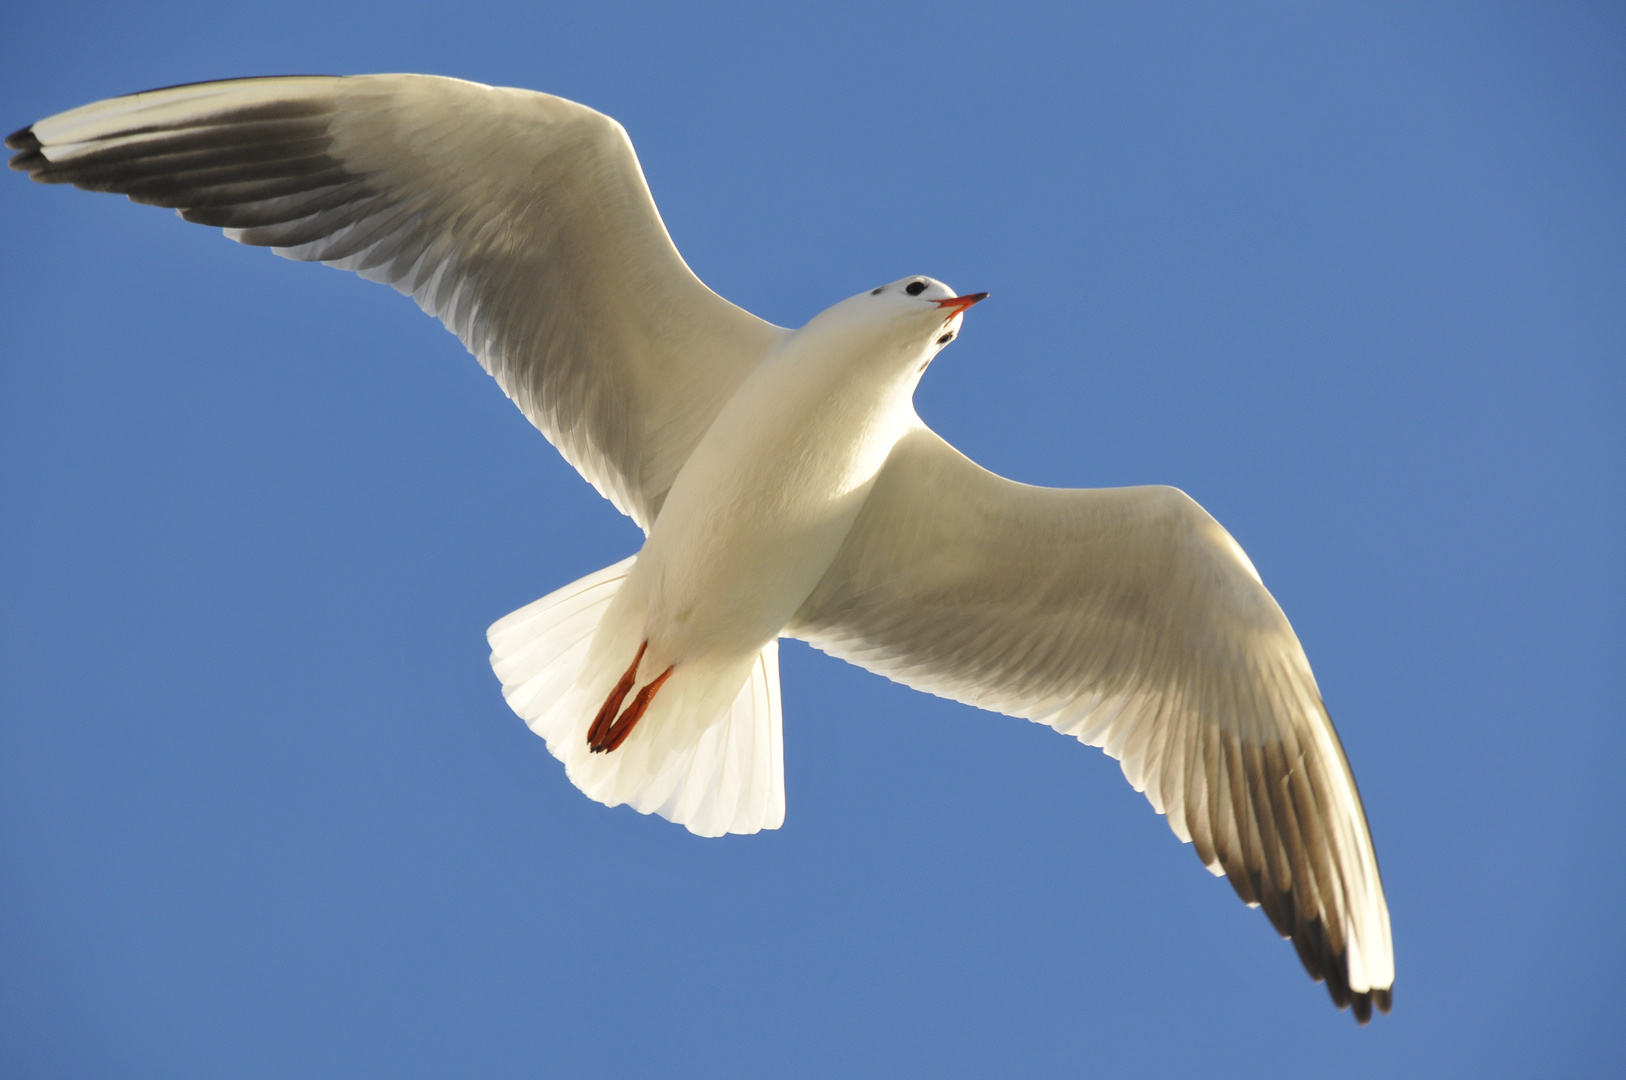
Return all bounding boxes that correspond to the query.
[935,292,989,317]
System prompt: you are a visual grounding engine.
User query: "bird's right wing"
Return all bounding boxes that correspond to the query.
[787,424,1393,1021]
[9,75,790,529]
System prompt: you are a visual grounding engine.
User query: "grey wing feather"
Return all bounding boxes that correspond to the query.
[788,424,1394,1021]
[9,75,789,527]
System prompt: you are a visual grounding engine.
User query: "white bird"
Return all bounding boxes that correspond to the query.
[10,74,1393,1021]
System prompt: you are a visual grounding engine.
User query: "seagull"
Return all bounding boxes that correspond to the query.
[10,74,1393,1021]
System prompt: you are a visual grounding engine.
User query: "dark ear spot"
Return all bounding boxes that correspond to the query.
[937,333,955,345]
[871,287,883,295]
[906,280,927,296]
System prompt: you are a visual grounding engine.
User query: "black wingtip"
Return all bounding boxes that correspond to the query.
[1336,984,1392,1026]
[6,75,343,165]
[7,125,43,173]
[1351,991,1373,1025]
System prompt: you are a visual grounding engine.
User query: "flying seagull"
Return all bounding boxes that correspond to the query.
[9,74,1393,1021]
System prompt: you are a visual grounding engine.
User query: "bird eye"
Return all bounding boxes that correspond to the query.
[937,333,954,345]
[906,281,927,296]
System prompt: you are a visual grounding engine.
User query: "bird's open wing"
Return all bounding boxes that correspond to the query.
[8,75,788,528]
[787,424,1394,1020]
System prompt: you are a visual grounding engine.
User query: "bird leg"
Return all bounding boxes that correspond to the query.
[592,662,676,754]
[586,640,677,754]
[587,640,646,751]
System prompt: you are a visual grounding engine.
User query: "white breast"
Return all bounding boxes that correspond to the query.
[629,317,921,666]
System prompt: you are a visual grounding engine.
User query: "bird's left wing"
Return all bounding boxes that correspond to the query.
[786,423,1394,1021]
[8,75,789,529]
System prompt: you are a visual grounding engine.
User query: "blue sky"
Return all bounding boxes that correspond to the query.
[2,2,1621,1076]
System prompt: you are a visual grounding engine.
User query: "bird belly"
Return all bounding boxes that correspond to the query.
[618,353,910,675]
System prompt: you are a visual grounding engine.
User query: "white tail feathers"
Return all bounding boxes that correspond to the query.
[488,558,786,837]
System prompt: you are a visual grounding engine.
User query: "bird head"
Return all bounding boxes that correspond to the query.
[817,276,988,381]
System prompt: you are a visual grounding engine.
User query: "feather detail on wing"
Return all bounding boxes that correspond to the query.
[787,424,1394,1021]
[8,75,788,528]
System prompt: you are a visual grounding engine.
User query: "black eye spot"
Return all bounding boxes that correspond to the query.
[906,281,927,296]
[937,333,954,345]
[871,287,883,295]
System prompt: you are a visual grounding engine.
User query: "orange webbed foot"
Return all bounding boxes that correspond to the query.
[587,640,646,751]
[587,641,676,753]
[596,664,675,752]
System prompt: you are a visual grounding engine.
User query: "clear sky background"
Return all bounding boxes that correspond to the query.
[2,2,1621,1077]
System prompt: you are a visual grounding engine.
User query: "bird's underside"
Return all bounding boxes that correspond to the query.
[9,73,1393,1021]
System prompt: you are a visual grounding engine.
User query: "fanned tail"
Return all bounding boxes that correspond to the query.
[488,558,785,837]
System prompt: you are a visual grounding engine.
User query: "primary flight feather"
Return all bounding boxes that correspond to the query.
[9,73,1393,1021]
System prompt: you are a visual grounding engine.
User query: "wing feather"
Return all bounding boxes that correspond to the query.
[9,75,789,528]
[788,424,1393,1020]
